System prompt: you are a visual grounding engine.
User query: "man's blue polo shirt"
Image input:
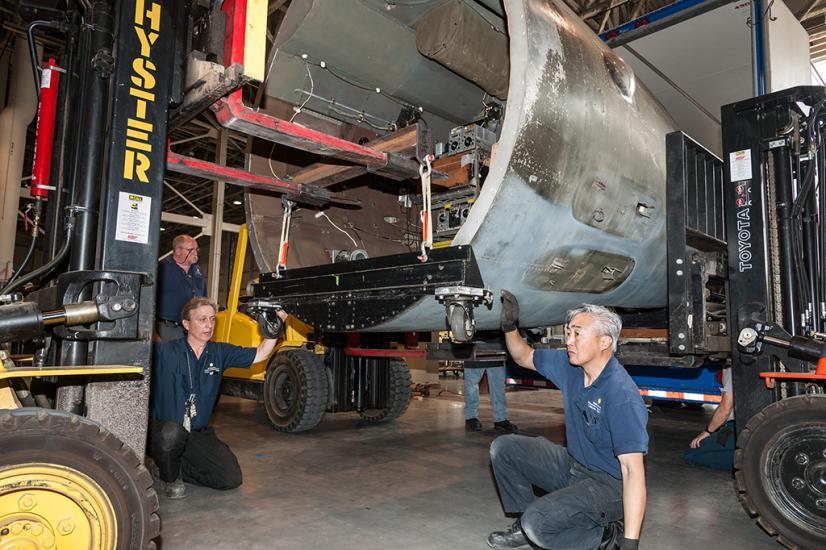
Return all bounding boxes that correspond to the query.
[157,256,206,323]
[534,349,648,479]
[151,338,257,432]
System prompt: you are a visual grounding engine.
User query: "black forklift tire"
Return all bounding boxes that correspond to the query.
[358,360,413,424]
[263,349,329,432]
[0,407,160,549]
[734,394,826,550]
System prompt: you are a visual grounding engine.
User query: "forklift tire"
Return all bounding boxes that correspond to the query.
[734,394,826,550]
[0,408,159,550]
[263,349,329,432]
[358,360,412,424]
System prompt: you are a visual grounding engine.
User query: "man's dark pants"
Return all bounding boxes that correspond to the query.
[148,421,242,490]
[491,434,623,550]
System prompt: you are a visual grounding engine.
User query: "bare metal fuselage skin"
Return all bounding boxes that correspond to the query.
[247,0,676,331]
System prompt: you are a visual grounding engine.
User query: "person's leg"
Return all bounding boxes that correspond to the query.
[486,365,509,423]
[464,365,484,420]
[490,435,573,514]
[521,465,623,550]
[148,421,188,482]
[180,427,243,490]
[683,421,735,470]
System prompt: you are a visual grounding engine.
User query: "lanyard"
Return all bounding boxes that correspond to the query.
[182,345,205,431]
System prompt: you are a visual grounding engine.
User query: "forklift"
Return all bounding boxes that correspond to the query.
[0,0,184,547]
[1,0,826,549]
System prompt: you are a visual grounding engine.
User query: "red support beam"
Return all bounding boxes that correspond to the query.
[165,151,360,207]
[210,93,421,179]
[343,348,427,358]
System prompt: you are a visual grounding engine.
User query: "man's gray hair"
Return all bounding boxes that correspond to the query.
[172,234,194,249]
[566,304,622,352]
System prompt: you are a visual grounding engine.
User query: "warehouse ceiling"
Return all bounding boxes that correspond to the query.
[5,0,826,253]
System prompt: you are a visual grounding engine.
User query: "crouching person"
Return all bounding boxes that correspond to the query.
[488,291,648,550]
[148,296,285,498]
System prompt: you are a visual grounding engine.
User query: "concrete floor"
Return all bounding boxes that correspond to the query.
[155,377,781,550]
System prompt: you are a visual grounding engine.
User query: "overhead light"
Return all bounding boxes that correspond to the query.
[233,200,242,205]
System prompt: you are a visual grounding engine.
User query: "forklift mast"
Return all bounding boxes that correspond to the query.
[721,86,826,429]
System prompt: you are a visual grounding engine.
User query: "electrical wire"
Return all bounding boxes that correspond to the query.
[315,211,359,248]
[306,58,420,112]
[289,60,314,124]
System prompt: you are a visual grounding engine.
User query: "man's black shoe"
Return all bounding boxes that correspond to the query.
[598,520,623,550]
[494,420,518,434]
[465,418,483,432]
[487,519,529,549]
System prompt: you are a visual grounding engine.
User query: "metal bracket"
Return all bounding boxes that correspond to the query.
[53,270,148,341]
[169,53,248,129]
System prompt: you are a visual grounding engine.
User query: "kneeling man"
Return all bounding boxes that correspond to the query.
[488,291,647,550]
[149,297,285,498]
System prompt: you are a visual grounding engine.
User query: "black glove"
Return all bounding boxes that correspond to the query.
[256,311,284,339]
[616,537,639,550]
[500,289,519,333]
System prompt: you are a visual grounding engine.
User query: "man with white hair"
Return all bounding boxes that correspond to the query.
[156,234,206,341]
[486,291,648,550]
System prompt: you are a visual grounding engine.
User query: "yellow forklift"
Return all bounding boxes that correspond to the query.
[213,224,413,433]
[0,0,183,546]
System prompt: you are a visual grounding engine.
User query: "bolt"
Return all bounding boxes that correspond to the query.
[792,477,805,490]
[10,523,22,535]
[57,519,75,535]
[123,299,136,311]
[678,344,686,351]
[676,258,684,265]
[676,270,684,276]
[678,333,685,339]
[18,493,36,511]
[796,453,809,465]
[31,524,43,536]
[43,536,55,548]
[817,499,826,510]
[111,302,122,312]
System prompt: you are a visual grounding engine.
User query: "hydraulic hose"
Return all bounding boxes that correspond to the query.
[4,235,38,290]
[0,213,74,295]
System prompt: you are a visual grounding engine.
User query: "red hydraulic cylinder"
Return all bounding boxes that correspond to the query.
[31,58,61,198]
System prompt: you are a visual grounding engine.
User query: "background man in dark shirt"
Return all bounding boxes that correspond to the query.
[486,292,647,550]
[148,296,286,499]
[156,234,206,341]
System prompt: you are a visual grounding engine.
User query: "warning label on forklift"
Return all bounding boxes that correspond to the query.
[729,149,752,182]
[115,192,151,244]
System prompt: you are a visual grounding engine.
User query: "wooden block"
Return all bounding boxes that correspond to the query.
[431,153,473,189]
